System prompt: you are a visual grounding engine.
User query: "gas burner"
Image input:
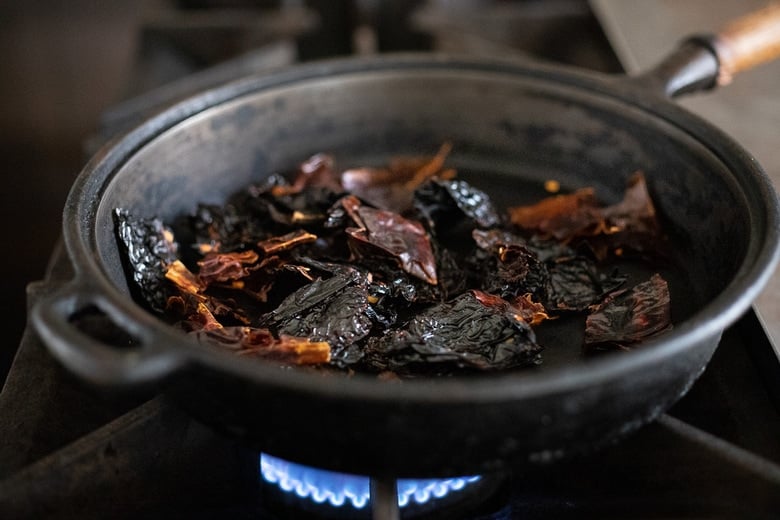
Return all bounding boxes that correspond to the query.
[259,453,504,518]
[261,453,481,509]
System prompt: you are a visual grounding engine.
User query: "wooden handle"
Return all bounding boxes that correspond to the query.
[712,2,780,84]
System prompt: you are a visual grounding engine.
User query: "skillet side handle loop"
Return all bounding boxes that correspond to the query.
[712,2,780,86]
[32,281,186,387]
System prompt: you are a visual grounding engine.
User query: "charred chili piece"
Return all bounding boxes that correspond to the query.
[590,172,665,260]
[163,259,253,329]
[509,294,551,326]
[546,256,627,312]
[115,208,179,313]
[472,229,548,305]
[507,188,600,241]
[584,273,672,351]
[362,290,542,374]
[414,178,502,234]
[276,285,372,365]
[187,202,268,255]
[270,153,343,197]
[165,259,206,294]
[262,263,366,324]
[262,263,373,364]
[471,227,625,312]
[245,170,345,228]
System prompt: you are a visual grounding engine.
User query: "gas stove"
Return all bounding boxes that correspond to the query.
[2,2,780,518]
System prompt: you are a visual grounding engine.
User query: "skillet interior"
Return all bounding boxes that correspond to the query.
[95,64,749,354]
[95,63,750,316]
[66,57,770,475]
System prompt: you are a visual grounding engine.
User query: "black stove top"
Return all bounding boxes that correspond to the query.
[3,2,780,518]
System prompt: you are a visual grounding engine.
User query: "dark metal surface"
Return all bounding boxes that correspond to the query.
[632,38,719,97]
[370,478,400,520]
[29,44,780,476]
[0,397,258,520]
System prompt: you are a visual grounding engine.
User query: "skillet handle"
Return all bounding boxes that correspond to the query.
[638,3,780,98]
[712,3,780,85]
[32,280,187,387]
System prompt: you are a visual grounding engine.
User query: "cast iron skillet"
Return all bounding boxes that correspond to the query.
[33,7,780,477]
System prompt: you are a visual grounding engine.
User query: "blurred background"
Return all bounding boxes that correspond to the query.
[1,1,144,381]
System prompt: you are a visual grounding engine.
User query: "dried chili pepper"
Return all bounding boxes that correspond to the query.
[414,178,501,233]
[361,290,542,374]
[584,273,672,351]
[270,153,342,197]
[115,208,179,313]
[341,195,438,285]
[341,142,454,212]
[507,188,600,241]
[508,172,662,260]
[257,230,317,256]
[546,256,627,312]
[191,326,331,365]
[262,263,374,364]
[115,146,673,377]
[197,251,259,285]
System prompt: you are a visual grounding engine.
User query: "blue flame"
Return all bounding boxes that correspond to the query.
[260,453,481,509]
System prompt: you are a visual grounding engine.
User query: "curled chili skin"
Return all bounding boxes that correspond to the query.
[116,150,670,375]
